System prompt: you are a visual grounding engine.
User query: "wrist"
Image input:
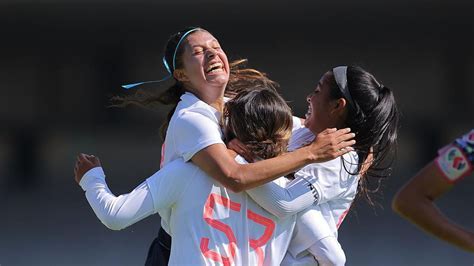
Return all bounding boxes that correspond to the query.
[300,145,318,163]
[79,167,105,191]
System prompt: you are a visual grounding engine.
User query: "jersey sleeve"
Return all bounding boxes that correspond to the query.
[171,110,225,162]
[292,116,304,131]
[146,159,199,211]
[79,161,195,231]
[307,236,346,266]
[294,158,356,205]
[435,129,474,183]
[245,177,316,218]
[79,167,157,231]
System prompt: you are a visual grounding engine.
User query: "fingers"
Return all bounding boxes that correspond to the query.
[319,128,338,135]
[228,139,255,162]
[336,132,356,144]
[78,153,89,162]
[336,140,356,151]
[90,156,101,165]
[74,153,100,185]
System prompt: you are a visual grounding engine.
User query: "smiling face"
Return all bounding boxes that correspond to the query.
[175,30,230,100]
[304,71,347,135]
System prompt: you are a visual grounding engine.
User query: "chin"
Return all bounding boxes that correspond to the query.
[208,75,229,85]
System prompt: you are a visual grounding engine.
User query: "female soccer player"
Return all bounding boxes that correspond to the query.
[231,66,400,265]
[76,86,306,265]
[392,129,474,253]
[100,27,356,264]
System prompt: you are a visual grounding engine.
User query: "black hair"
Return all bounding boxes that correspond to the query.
[329,66,400,206]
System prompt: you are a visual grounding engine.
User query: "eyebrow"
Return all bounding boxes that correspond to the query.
[190,39,219,49]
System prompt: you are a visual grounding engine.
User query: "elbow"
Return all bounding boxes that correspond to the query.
[317,246,346,266]
[331,252,346,266]
[220,168,247,193]
[329,252,346,266]
[392,190,413,217]
[270,206,293,219]
[100,217,127,231]
[225,182,245,193]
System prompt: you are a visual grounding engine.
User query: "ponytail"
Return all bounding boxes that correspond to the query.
[331,66,400,207]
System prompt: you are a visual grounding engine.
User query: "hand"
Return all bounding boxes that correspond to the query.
[74,153,101,184]
[308,128,356,163]
[227,138,256,163]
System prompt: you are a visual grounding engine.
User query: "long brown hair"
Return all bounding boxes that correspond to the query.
[224,87,293,160]
[111,27,277,139]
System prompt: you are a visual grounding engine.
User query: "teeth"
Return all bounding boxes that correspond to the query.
[206,63,222,73]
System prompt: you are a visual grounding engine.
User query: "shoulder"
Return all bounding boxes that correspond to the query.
[297,151,359,182]
[288,127,315,151]
[153,159,200,179]
[175,92,219,120]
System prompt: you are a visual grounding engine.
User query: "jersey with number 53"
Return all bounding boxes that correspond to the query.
[147,157,296,266]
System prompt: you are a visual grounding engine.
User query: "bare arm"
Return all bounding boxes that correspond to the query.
[192,128,355,192]
[392,161,474,252]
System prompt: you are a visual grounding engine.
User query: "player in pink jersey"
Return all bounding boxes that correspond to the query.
[393,129,474,253]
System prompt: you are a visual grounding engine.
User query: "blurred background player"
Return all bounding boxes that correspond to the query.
[392,129,474,252]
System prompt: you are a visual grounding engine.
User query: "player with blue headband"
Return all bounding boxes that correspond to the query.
[122,27,201,89]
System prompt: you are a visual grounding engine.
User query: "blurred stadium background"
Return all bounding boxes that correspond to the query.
[0,0,473,265]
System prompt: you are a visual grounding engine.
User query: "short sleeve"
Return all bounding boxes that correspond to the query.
[435,129,474,183]
[171,110,225,162]
[146,159,199,211]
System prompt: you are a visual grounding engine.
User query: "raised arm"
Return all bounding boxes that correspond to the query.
[192,128,355,193]
[75,154,188,231]
[392,161,474,252]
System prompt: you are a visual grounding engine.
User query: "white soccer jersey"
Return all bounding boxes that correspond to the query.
[247,123,359,265]
[161,92,225,167]
[159,92,226,233]
[80,157,296,266]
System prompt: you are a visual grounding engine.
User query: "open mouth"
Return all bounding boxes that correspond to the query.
[305,105,312,118]
[205,62,223,74]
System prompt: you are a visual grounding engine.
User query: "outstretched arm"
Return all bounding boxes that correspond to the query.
[392,160,474,252]
[75,154,188,231]
[75,154,156,230]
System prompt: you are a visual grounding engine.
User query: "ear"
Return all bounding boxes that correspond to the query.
[330,98,347,115]
[173,69,189,82]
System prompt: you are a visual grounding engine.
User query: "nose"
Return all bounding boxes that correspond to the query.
[306,93,313,103]
[206,49,217,59]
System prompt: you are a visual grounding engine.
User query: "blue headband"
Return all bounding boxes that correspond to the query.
[122,28,201,90]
